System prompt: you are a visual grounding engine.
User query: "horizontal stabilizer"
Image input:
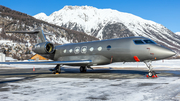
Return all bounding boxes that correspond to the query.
[5,30,39,34]
[5,27,47,43]
[0,60,92,65]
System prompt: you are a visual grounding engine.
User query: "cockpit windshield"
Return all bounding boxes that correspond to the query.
[143,40,156,44]
[134,40,144,44]
[133,39,156,45]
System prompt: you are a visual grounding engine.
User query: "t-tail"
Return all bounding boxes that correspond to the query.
[6,27,55,54]
[6,27,47,43]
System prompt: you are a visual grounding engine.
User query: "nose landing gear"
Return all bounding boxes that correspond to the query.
[144,61,158,78]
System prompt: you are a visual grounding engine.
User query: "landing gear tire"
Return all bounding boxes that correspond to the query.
[144,61,158,78]
[148,71,156,77]
[148,71,153,77]
[80,66,87,73]
[53,64,61,74]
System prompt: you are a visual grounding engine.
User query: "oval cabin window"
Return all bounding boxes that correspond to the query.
[107,45,111,50]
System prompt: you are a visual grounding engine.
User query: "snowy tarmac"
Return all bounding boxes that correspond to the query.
[0,67,180,101]
[0,59,180,101]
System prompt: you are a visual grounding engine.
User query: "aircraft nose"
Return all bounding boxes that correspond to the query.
[164,49,176,56]
[159,47,176,58]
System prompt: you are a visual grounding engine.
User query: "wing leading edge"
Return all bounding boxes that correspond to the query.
[0,60,92,65]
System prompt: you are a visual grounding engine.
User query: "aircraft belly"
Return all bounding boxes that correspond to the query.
[58,55,110,66]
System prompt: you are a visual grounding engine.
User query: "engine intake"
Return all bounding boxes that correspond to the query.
[33,42,55,54]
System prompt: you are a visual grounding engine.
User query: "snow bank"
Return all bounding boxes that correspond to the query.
[1,77,180,100]
[6,57,17,61]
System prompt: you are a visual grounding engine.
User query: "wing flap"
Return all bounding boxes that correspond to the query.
[0,60,92,65]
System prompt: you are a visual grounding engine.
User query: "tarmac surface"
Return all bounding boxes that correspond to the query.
[0,67,180,79]
[0,67,180,100]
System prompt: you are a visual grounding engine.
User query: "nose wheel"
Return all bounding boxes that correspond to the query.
[148,71,153,77]
[144,61,158,78]
[147,71,157,77]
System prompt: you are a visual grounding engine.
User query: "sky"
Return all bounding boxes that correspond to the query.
[1,0,180,33]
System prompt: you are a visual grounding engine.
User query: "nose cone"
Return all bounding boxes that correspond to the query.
[157,47,176,59]
[163,49,176,57]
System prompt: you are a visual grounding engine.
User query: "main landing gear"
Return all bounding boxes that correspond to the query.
[51,64,61,74]
[80,66,87,73]
[80,66,93,73]
[51,65,93,74]
[144,61,158,78]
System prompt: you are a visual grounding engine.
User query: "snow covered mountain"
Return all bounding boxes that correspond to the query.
[0,5,97,44]
[34,6,180,53]
[0,5,98,60]
[175,32,180,36]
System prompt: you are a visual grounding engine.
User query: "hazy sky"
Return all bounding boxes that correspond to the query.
[1,0,180,32]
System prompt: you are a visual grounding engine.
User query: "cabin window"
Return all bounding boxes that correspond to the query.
[89,47,94,52]
[143,40,156,44]
[74,47,80,54]
[107,45,111,50]
[81,46,87,53]
[98,47,102,51]
[133,40,144,44]
[63,49,67,53]
[69,49,73,53]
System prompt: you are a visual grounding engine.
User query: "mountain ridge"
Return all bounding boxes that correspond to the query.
[0,5,98,44]
[0,5,98,59]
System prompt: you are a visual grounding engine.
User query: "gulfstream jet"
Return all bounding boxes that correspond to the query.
[0,28,176,77]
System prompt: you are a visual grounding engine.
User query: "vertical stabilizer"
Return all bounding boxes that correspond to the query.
[35,27,48,43]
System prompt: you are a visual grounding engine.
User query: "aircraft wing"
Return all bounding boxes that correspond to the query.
[0,60,92,65]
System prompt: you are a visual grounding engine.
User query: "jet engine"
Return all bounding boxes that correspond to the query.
[32,42,55,54]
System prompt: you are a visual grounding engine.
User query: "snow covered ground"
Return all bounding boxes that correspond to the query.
[0,77,180,101]
[0,59,180,101]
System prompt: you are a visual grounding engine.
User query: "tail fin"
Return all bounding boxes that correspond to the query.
[6,27,47,43]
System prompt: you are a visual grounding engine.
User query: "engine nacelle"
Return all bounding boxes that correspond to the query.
[33,42,55,54]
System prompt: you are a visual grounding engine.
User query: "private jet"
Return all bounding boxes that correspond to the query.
[0,28,176,77]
